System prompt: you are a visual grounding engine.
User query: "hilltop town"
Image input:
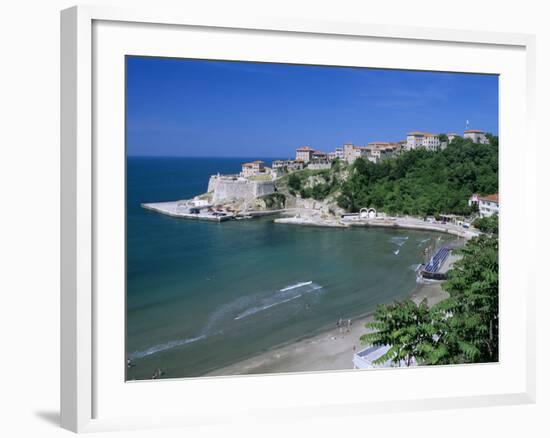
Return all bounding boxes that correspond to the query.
[257,128,490,178]
[141,127,498,236]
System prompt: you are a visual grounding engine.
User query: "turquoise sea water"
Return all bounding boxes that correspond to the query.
[126,157,453,380]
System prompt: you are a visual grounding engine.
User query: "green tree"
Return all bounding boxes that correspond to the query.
[331,158,342,171]
[361,229,499,366]
[288,173,301,191]
[361,299,439,367]
[436,234,499,363]
[473,215,499,235]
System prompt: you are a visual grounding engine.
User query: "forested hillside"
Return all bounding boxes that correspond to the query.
[336,135,498,216]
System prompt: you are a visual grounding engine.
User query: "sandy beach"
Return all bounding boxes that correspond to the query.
[205,281,449,376]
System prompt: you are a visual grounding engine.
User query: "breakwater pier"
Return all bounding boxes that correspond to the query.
[141,200,290,222]
[141,201,233,221]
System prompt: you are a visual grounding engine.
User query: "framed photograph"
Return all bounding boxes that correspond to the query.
[61,5,536,432]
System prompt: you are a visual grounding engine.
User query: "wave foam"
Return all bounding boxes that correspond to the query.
[234,294,302,320]
[234,282,322,321]
[130,281,323,360]
[280,281,313,292]
[129,334,206,360]
[390,236,409,247]
[417,238,430,247]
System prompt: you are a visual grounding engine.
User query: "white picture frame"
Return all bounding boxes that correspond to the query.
[61,4,537,433]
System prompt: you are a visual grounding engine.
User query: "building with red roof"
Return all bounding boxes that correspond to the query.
[295,146,315,163]
[478,193,499,217]
[464,129,490,144]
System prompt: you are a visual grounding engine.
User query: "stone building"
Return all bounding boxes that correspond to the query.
[343,143,369,164]
[464,129,490,144]
[271,159,304,175]
[295,146,315,163]
[241,160,265,178]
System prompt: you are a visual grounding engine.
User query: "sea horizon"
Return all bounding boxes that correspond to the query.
[127,155,293,160]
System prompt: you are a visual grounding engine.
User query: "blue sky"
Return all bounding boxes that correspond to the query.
[126,56,498,158]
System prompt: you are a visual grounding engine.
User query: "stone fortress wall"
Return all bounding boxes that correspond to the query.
[208,175,275,204]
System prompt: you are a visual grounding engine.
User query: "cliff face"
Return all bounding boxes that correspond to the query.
[274,165,348,216]
[251,193,286,210]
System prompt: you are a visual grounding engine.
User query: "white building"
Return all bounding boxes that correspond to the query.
[311,150,329,163]
[366,142,396,162]
[478,194,499,217]
[468,193,480,208]
[464,129,490,144]
[342,142,399,164]
[308,150,331,169]
[406,132,441,151]
[295,146,315,163]
[241,160,265,178]
[271,160,285,171]
[343,143,365,164]
[190,197,209,207]
[328,147,344,161]
[287,160,305,172]
[447,132,460,143]
[406,132,425,150]
[272,159,305,174]
[406,131,441,151]
[421,134,441,151]
[343,143,354,163]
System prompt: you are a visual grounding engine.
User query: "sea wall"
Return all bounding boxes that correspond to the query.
[208,175,275,204]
